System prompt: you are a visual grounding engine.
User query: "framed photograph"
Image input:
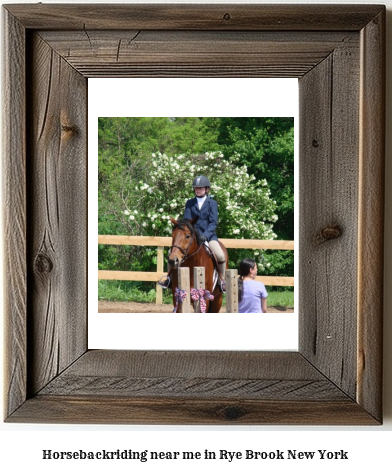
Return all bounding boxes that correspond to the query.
[3,4,384,424]
[91,80,297,350]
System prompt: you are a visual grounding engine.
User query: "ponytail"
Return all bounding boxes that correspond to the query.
[238,275,244,302]
[238,258,257,303]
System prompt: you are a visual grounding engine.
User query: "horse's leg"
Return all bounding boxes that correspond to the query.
[170,269,180,313]
[208,288,222,313]
[172,294,179,313]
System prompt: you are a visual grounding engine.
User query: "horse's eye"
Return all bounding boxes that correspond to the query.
[186,234,191,239]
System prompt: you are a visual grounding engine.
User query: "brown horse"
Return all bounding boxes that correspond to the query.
[168,217,228,313]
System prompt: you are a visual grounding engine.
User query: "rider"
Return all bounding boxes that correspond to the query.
[184,176,226,291]
[161,175,226,291]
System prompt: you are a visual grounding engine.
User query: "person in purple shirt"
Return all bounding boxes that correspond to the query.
[238,258,268,313]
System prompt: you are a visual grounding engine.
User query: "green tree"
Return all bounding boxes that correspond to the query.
[98,117,220,275]
[211,117,294,278]
[213,117,294,240]
[98,117,295,291]
[115,151,278,274]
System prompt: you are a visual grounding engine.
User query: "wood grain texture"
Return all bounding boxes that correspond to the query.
[65,351,319,379]
[9,397,378,425]
[11,352,377,424]
[4,4,384,30]
[38,377,347,400]
[2,8,27,419]
[226,270,239,313]
[38,30,358,78]
[357,9,385,422]
[27,33,87,395]
[2,4,385,425]
[299,40,360,399]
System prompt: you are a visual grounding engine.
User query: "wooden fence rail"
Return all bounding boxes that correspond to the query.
[98,235,294,304]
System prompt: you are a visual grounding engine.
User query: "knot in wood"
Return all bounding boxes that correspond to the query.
[223,13,231,21]
[34,252,53,275]
[312,139,319,148]
[61,124,77,134]
[223,405,244,420]
[314,225,342,245]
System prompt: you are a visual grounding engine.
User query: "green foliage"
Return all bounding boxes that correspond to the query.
[212,117,294,274]
[265,290,294,309]
[108,150,278,273]
[215,117,294,240]
[98,117,295,295]
[98,280,173,304]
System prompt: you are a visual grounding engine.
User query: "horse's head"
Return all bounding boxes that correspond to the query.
[168,216,199,268]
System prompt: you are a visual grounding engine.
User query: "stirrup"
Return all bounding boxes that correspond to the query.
[219,279,226,293]
[158,275,171,289]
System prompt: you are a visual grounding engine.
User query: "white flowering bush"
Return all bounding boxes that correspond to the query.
[119,152,279,272]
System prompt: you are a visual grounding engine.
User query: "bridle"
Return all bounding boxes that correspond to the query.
[169,227,203,265]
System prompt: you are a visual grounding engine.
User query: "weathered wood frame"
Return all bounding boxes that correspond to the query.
[3,4,385,424]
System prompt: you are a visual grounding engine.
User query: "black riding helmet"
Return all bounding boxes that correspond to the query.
[192,175,211,188]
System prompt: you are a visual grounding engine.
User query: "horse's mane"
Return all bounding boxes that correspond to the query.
[173,219,202,245]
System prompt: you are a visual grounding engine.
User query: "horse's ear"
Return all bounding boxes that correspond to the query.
[170,217,178,226]
[190,216,199,225]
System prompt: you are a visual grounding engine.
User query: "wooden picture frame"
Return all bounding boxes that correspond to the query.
[3,4,385,424]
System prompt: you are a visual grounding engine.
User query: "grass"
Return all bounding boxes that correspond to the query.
[265,290,294,308]
[98,280,173,304]
[98,280,294,308]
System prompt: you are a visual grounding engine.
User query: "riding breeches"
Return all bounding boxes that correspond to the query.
[209,240,226,264]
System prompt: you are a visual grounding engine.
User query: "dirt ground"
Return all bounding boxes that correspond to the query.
[98,301,294,313]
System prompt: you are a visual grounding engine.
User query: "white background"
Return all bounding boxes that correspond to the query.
[1,0,391,473]
[89,78,299,351]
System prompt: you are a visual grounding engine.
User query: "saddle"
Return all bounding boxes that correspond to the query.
[203,242,218,266]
